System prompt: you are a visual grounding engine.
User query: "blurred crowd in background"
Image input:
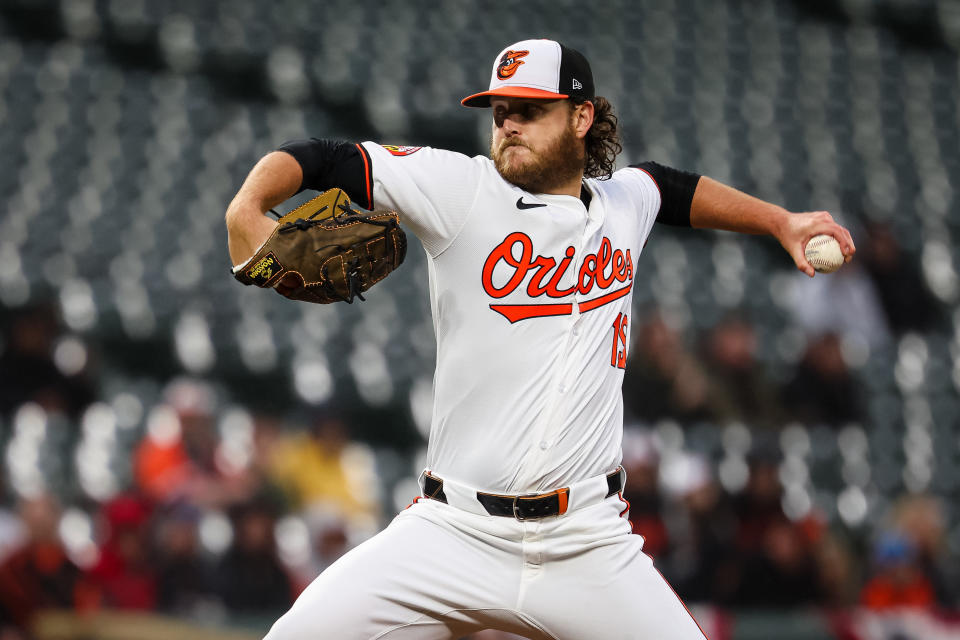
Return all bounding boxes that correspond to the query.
[0,247,957,637]
[0,302,383,636]
[4,0,960,638]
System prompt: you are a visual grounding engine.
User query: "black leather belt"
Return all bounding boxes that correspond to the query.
[421,468,623,521]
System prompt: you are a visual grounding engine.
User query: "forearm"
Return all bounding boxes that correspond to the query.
[225,151,303,265]
[689,177,789,237]
[688,176,855,276]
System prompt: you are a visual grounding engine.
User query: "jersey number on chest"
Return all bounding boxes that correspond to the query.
[610,312,628,370]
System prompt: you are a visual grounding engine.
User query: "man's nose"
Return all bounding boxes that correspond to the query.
[501,113,522,135]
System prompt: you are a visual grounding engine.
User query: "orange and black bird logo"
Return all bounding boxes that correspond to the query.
[497,50,529,79]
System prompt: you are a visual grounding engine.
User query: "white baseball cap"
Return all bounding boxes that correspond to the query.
[461,39,595,108]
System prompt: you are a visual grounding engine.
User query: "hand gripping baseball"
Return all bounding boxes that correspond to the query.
[776,210,856,277]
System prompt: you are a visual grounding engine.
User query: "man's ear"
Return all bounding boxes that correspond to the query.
[574,101,595,139]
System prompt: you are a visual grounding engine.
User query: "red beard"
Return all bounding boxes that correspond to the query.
[490,121,584,193]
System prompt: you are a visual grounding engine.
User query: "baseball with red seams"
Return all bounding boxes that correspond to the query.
[804,234,844,273]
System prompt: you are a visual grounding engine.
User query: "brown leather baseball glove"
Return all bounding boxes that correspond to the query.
[233,188,406,304]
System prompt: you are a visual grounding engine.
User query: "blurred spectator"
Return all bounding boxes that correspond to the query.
[732,515,822,608]
[135,379,260,508]
[167,380,220,482]
[701,316,784,427]
[0,304,93,419]
[268,415,380,526]
[292,508,351,587]
[311,515,349,574]
[664,461,738,604]
[788,260,891,352]
[154,501,216,615]
[249,415,285,477]
[861,222,942,335]
[134,404,193,502]
[813,534,859,608]
[732,448,787,552]
[722,446,824,607]
[622,312,712,424]
[214,498,293,614]
[889,495,959,608]
[167,379,261,506]
[620,430,669,558]
[89,493,157,610]
[0,479,25,566]
[781,332,865,426]
[0,494,96,632]
[861,533,936,610]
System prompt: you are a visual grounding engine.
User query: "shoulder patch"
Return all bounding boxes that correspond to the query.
[381,145,422,157]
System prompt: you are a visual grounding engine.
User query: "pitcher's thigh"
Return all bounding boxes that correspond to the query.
[526,536,708,640]
[264,508,508,640]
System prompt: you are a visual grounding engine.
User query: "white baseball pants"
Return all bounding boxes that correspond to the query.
[264,473,708,640]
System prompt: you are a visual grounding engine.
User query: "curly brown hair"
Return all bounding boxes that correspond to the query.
[572,96,622,180]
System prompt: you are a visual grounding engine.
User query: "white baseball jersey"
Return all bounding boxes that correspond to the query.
[359,142,661,493]
[264,144,712,640]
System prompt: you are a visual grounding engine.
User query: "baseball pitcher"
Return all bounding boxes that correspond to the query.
[225,39,855,639]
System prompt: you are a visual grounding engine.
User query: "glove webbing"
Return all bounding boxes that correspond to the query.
[278,201,402,304]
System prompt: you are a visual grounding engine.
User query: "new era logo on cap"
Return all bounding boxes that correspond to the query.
[461,39,595,108]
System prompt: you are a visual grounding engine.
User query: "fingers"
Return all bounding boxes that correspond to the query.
[813,210,834,223]
[824,223,856,262]
[782,211,854,276]
[791,242,816,278]
[838,225,857,261]
[805,211,857,262]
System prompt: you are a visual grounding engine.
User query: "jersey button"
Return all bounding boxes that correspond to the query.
[539,440,550,450]
[572,326,580,336]
[558,383,567,393]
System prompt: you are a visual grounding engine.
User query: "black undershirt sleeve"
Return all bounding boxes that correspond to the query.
[630,162,701,227]
[276,138,374,209]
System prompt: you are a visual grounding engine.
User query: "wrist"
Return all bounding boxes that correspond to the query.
[768,207,791,240]
[226,206,278,266]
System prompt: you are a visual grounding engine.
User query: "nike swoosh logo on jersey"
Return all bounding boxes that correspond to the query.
[515,197,546,210]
